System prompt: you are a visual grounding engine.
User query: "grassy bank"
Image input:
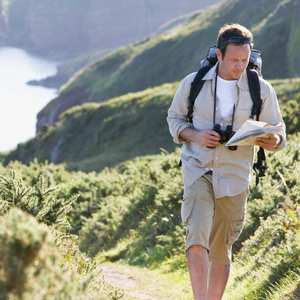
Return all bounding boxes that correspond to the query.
[3,77,300,174]
[1,130,300,298]
[35,0,300,132]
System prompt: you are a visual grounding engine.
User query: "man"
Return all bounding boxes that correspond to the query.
[167,23,286,300]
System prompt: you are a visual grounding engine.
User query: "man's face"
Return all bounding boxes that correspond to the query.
[216,43,251,80]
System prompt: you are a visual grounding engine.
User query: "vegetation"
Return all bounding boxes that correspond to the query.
[58,0,297,103]
[1,0,300,298]
[3,77,300,174]
[0,129,300,298]
[3,0,300,173]
[3,82,179,172]
[28,49,113,89]
[28,0,299,137]
[0,169,128,299]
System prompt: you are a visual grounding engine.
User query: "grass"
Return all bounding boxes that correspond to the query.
[35,0,300,132]
[3,74,300,174]
[0,132,300,298]
[32,49,113,89]
[3,82,180,172]
[1,1,300,298]
[57,0,296,104]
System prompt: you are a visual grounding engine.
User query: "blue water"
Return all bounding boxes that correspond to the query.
[0,47,58,152]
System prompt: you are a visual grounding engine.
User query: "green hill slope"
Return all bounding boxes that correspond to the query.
[4,82,179,172]
[37,0,300,130]
[1,130,300,298]
[3,77,300,172]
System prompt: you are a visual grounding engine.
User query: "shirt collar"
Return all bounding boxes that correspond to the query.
[202,62,248,91]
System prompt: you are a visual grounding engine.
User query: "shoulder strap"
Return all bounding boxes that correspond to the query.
[185,65,267,186]
[187,65,213,123]
[246,68,266,185]
[246,68,262,120]
[179,65,212,167]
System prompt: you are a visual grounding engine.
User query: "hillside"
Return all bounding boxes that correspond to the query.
[36,0,300,130]
[2,1,300,298]
[0,0,220,59]
[3,77,300,173]
[0,129,300,298]
[27,49,112,89]
[4,82,179,172]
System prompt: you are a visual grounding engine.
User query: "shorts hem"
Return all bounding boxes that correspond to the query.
[208,255,231,265]
[186,239,209,252]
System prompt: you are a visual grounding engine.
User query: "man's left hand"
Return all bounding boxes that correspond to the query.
[254,134,280,151]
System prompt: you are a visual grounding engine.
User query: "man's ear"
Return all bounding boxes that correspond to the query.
[216,48,222,61]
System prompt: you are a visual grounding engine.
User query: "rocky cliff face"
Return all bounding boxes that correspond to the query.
[1,0,221,59]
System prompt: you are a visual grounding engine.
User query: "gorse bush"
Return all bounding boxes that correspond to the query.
[0,170,121,300]
[0,170,79,230]
[79,150,186,266]
[0,122,299,298]
[222,134,300,299]
[0,159,114,234]
[0,208,111,300]
[235,133,300,252]
[0,133,299,298]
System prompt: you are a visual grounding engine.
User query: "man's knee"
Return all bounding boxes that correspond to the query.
[187,244,208,257]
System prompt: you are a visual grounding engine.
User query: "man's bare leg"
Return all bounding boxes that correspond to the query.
[207,262,230,300]
[187,245,209,300]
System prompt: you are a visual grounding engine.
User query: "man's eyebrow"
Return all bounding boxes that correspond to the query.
[230,57,249,60]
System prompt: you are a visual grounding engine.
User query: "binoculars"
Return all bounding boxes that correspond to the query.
[207,124,237,151]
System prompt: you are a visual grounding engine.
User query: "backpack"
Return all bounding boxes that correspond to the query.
[185,46,266,186]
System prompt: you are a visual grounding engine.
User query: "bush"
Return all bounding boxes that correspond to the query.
[0,208,108,300]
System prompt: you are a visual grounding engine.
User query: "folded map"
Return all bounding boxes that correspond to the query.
[225,120,284,146]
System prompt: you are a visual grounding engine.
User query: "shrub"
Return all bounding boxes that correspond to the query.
[0,208,108,300]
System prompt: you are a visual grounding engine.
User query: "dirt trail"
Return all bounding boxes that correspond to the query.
[100,265,160,300]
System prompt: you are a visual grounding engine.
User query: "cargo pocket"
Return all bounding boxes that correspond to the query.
[181,185,197,225]
[227,210,246,247]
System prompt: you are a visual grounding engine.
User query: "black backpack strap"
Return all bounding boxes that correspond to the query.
[247,68,262,120]
[179,65,213,167]
[187,65,213,123]
[246,68,266,185]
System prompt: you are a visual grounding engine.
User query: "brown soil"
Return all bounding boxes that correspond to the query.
[100,265,160,300]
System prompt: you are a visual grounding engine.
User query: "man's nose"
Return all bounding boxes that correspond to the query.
[236,61,245,69]
[236,62,243,69]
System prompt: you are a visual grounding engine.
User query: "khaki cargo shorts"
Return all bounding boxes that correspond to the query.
[181,173,249,265]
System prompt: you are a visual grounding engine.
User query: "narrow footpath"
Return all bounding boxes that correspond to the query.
[100,265,160,300]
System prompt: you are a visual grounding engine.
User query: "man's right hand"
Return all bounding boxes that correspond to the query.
[179,128,220,147]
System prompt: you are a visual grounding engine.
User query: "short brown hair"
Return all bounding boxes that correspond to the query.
[217,23,253,58]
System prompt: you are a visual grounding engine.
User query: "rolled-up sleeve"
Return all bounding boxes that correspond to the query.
[167,73,195,144]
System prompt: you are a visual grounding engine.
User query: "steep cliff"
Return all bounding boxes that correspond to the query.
[1,0,221,59]
[36,0,300,132]
[2,0,300,172]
